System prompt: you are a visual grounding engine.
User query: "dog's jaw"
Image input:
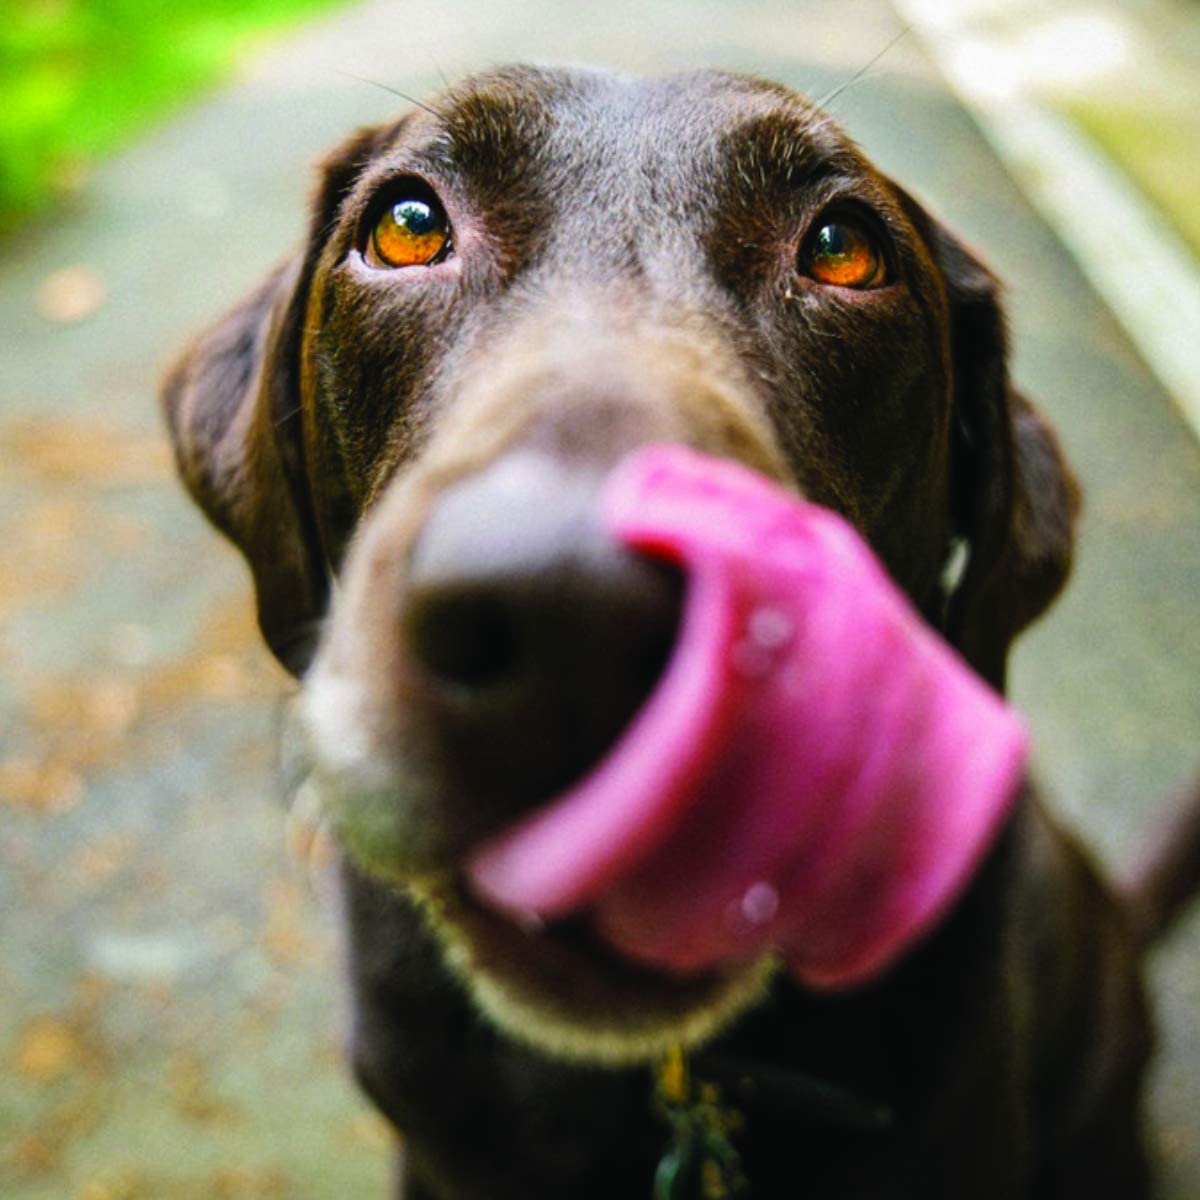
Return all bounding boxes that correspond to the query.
[299,647,779,1065]
[409,875,778,1065]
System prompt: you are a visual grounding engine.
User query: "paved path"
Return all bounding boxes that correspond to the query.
[2,1,1197,1196]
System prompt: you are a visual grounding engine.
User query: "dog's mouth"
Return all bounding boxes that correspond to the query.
[297,445,785,1060]
[418,448,784,1054]
[303,444,1025,1062]
[406,872,776,1065]
[462,446,1024,993]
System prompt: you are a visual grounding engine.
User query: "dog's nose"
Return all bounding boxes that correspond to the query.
[401,452,683,818]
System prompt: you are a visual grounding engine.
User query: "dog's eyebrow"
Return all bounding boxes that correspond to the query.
[722,110,864,191]
[419,88,553,178]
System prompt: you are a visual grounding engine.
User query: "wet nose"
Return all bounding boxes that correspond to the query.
[401,452,683,817]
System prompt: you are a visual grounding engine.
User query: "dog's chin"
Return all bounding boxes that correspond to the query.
[301,756,776,1064]
[400,874,777,1066]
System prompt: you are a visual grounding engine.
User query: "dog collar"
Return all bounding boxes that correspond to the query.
[653,1045,895,1199]
[654,1045,747,1200]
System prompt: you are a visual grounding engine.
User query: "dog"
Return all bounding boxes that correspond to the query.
[162,65,1200,1198]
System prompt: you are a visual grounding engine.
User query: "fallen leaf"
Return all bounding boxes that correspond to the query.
[167,1052,239,1126]
[9,1094,105,1173]
[2,418,171,487]
[0,758,85,814]
[261,877,323,968]
[208,1166,288,1199]
[70,832,137,887]
[77,1179,144,1200]
[12,1016,81,1082]
[343,1108,395,1152]
[35,265,106,324]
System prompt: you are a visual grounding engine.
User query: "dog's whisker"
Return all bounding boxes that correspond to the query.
[818,25,911,110]
[334,68,442,118]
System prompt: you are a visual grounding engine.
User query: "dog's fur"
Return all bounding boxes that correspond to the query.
[162,66,1200,1198]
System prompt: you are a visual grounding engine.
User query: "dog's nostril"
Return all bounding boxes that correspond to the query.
[405,587,525,691]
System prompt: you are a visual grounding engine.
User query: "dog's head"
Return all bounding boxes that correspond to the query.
[163,66,1078,1061]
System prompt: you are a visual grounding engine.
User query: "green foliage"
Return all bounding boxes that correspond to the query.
[1067,99,1200,263]
[0,0,350,232]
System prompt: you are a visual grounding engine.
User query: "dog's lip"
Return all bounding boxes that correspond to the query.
[456,889,682,978]
[418,871,777,1065]
[427,870,734,995]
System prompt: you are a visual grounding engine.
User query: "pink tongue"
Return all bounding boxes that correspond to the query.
[467,446,1027,989]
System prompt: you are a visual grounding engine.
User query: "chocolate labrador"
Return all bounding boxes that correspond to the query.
[162,66,1200,1199]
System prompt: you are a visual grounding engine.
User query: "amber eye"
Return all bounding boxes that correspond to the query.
[367,195,451,268]
[802,219,886,288]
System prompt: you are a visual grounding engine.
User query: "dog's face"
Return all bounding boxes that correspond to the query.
[164,66,1077,1061]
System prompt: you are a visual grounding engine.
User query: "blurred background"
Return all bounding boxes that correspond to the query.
[1,1,1197,1196]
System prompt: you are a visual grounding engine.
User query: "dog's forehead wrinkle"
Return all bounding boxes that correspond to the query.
[423,65,848,209]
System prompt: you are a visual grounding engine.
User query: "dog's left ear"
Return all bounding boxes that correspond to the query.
[161,124,390,675]
[902,195,1082,691]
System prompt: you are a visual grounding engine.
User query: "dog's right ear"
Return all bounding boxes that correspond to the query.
[928,223,1082,692]
[161,124,389,676]
[890,183,1081,691]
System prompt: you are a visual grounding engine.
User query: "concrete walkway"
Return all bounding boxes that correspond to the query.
[2,1,1197,1196]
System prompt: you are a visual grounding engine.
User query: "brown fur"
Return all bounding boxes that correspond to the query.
[162,66,1197,1198]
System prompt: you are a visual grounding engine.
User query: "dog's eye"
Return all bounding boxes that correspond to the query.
[801,219,886,289]
[367,195,451,268]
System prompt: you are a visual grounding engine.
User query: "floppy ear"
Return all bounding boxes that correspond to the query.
[919,213,1081,692]
[161,124,389,675]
